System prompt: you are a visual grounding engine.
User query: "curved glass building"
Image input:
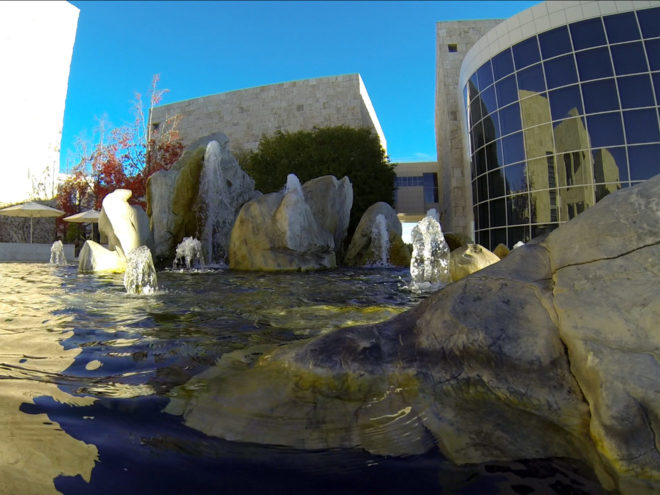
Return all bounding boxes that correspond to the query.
[458,1,660,249]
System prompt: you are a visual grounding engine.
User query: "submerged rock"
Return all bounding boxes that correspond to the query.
[229,174,336,271]
[167,175,660,494]
[344,202,411,267]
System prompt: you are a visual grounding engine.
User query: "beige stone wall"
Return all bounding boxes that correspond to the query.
[394,162,439,222]
[435,19,501,236]
[150,74,386,155]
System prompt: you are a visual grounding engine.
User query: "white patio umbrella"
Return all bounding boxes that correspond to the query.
[63,209,100,223]
[0,202,65,243]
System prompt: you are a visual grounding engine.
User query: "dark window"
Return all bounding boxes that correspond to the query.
[501,132,525,165]
[637,7,660,38]
[480,85,497,116]
[544,54,578,89]
[472,203,479,227]
[516,63,546,93]
[512,36,540,70]
[476,148,487,176]
[570,17,606,50]
[653,73,660,103]
[604,12,640,43]
[505,162,527,194]
[472,121,485,150]
[469,97,482,128]
[483,114,499,144]
[508,226,530,245]
[623,108,660,144]
[563,153,575,186]
[611,42,648,75]
[486,142,501,171]
[576,47,613,81]
[468,81,479,104]
[498,103,522,136]
[507,194,529,225]
[532,224,557,239]
[645,39,660,71]
[448,43,458,53]
[549,85,583,121]
[617,75,655,109]
[595,146,628,183]
[495,74,518,107]
[582,79,619,114]
[478,202,489,227]
[477,60,494,89]
[476,171,489,200]
[470,73,480,93]
[492,48,515,81]
[423,173,439,203]
[587,112,625,147]
[490,199,506,227]
[539,26,572,59]
[628,144,660,181]
[488,169,506,198]
[490,228,507,248]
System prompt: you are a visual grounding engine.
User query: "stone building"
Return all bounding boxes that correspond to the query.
[149,73,387,155]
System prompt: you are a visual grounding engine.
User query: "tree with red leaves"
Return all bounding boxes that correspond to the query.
[58,75,183,231]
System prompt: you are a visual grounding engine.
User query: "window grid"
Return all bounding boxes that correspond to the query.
[465,8,660,250]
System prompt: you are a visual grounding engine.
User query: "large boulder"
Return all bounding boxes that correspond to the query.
[449,243,500,281]
[343,202,411,267]
[228,175,336,271]
[168,175,660,494]
[146,133,258,265]
[302,175,353,258]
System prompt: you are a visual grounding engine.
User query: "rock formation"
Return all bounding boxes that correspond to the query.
[229,174,336,271]
[146,133,258,266]
[167,175,660,495]
[343,202,411,267]
[449,243,500,281]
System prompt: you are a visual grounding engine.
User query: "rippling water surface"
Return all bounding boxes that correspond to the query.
[0,263,605,494]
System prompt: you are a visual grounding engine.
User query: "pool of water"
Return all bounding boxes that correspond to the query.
[0,262,605,494]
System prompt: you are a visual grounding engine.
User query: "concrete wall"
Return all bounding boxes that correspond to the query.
[394,162,440,222]
[435,19,502,237]
[150,74,387,155]
[0,243,75,263]
[0,1,79,206]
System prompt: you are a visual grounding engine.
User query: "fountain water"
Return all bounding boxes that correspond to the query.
[49,240,67,265]
[410,209,450,289]
[368,214,390,266]
[173,237,205,270]
[124,246,158,295]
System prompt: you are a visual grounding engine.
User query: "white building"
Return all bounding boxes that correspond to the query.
[0,1,79,206]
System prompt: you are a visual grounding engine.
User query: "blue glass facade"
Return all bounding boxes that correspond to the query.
[464,6,660,249]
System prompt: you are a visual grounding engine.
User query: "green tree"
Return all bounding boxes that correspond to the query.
[239,126,396,236]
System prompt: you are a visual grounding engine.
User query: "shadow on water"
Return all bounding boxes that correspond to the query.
[0,263,606,494]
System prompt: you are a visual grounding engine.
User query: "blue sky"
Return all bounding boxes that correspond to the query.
[62,0,539,172]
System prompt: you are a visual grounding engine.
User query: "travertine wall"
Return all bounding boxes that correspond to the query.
[150,74,386,154]
[435,20,501,237]
[394,162,439,222]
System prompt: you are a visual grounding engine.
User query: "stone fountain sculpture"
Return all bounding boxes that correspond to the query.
[167,174,660,495]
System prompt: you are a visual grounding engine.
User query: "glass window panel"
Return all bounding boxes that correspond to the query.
[512,37,540,70]
[483,114,499,144]
[475,230,487,247]
[539,26,572,59]
[623,108,660,144]
[604,12,640,43]
[576,47,613,81]
[617,74,655,109]
[470,72,480,93]
[473,204,479,228]
[570,18,606,50]
[492,48,515,81]
[544,55,578,89]
[582,79,619,114]
[592,146,628,185]
[549,85,583,121]
[477,60,494,90]
[469,100,483,129]
[524,124,554,159]
[653,73,660,103]
[490,228,507,248]
[488,169,506,198]
[498,103,522,136]
[508,226,530,246]
[478,202,490,227]
[587,113,625,147]
[505,163,527,194]
[472,121,486,150]
[531,224,557,240]
[554,116,589,152]
[486,142,501,171]
[628,144,660,181]
[468,81,479,104]
[476,148,487,176]
[502,132,525,165]
[476,174,489,202]
[495,74,518,107]
[480,85,497,116]
[517,63,546,93]
[611,42,648,75]
[637,7,660,38]
[490,199,506,227]
[646,39,660,71]
[507,194,530,225]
